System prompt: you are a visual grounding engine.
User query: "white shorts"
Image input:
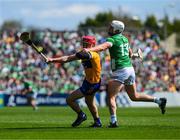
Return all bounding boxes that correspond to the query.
[111,67,135,85]
[27,92,38,99]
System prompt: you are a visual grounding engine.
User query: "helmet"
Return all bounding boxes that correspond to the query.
[82,36,96,48]
[111,20,125,33]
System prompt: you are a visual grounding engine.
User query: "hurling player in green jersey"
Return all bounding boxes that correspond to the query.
[83,20,167,128]
[22,81,38,110]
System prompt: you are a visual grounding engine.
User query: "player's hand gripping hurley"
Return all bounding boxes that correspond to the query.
[20,32,47,61]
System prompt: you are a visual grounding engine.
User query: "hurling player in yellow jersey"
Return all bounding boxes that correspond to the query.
[46,36,102,128]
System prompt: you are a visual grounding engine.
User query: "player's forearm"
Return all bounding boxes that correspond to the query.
[48,54,77,63]
[86,43,110,52]
[50,56,68,63]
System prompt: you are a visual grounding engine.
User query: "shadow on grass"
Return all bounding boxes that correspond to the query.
[0,124,180,131]
[0,126,89,130]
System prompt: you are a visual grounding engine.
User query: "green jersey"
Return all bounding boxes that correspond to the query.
[106,34,132,71]
[24,81,37,94]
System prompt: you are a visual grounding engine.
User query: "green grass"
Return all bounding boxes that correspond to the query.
[0,107,180,139]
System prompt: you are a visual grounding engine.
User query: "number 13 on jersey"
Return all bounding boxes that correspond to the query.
[120,43,129,56]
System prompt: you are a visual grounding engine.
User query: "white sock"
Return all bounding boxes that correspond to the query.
[110,115,117,123]
[154,97,161,105]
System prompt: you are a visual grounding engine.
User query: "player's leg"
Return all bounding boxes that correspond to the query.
[125,83,155,102]
[31,92,38,110]
[80,79,102,127]
[107,80,123,127]
[26,91,38,110]
[30,98,38,110]
[66,89,84,113]
[125,83,167,114]
[85,94,102,127]
[27,97,36,110]
[66,89,87,127]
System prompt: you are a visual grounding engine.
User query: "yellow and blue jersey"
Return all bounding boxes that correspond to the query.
[81,51,101,84]
[76,51,101,95]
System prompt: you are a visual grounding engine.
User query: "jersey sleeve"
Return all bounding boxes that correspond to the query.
[24,82,33,90]
[106,37,114,47]
[76,51,92,60]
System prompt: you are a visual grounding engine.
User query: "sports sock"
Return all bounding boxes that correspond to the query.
[78,110,84,116]
[110,114,117,124]
[94,118,101,124]
[154,97,161,105]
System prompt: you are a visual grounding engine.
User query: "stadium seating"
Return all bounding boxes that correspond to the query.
[0,29,179,95]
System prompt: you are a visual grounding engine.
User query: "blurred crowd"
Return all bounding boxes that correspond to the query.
[0,29,179,96]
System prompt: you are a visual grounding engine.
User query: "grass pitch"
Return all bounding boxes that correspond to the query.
[0,107,180,139]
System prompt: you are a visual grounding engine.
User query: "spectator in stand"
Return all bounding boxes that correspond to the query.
[0,29,179,96]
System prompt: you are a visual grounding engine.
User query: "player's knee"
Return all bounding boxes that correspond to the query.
[85,98,92,106]
[85,99,89,105]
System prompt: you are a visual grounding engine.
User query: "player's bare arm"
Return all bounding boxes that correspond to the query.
[84,42,111,52]
[46,54,78,63]
[46,50,92,63]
